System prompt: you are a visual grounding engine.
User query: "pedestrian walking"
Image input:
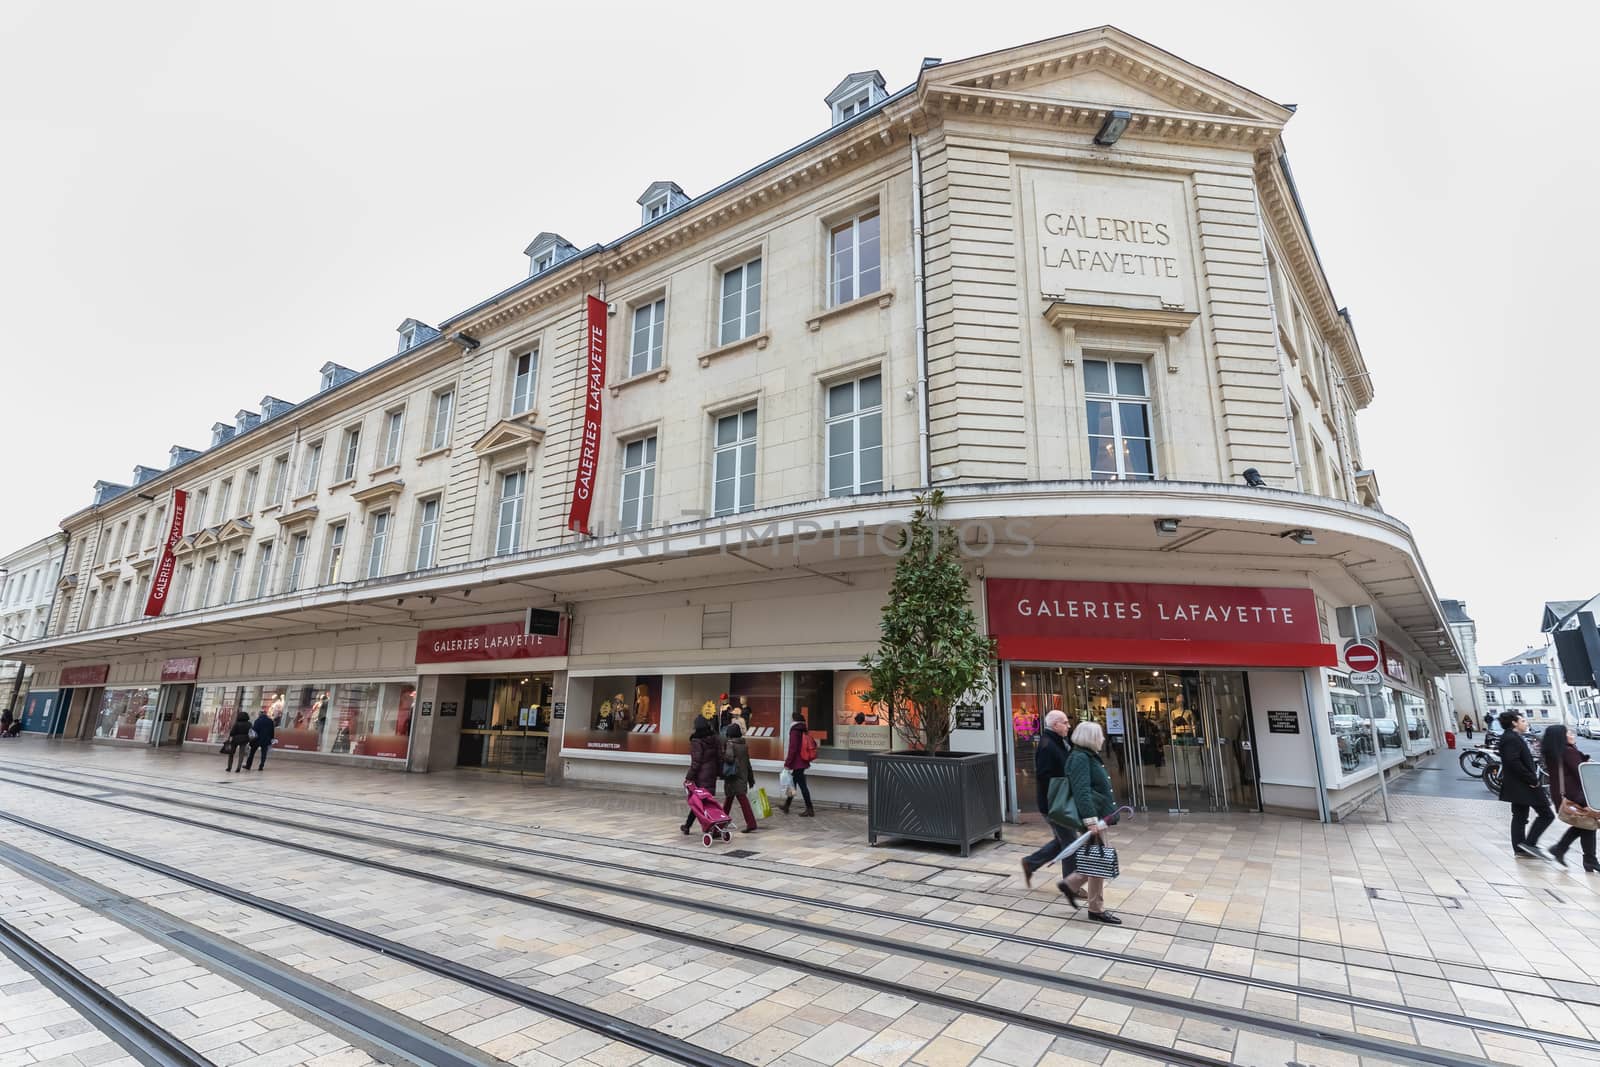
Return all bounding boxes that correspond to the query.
[0,708,13,738]
[1059,720,1121,924]
[223,709,251,772]
[1020,710,1075,893]
[1540,724,1600,872]
[241,707,276,772]
[722,723,760,833]
[1498,711,1554,860]
[780,709,815,817]
[681,713,723,834]
[1462,716,1474,742]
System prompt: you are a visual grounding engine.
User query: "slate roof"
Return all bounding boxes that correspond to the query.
[1480,663,1550,687]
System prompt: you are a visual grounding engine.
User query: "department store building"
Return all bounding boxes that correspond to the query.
[5,26,1461,821]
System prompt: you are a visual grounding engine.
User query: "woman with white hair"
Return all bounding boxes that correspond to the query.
[1060,719,1121,924]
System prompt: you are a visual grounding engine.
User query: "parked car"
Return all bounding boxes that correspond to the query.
[1578,717,1600,739]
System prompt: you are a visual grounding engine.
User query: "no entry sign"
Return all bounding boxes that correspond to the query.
[1344,641,1380,673]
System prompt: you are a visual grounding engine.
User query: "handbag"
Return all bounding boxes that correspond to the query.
[755,788,772,820]
[777,768,795,796]
[1075,840,1120,880]
[220,739,235,755]
[1556,764,1600,831]
[1045,775,1083,832]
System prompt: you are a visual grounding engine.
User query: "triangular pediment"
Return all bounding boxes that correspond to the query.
[473,417,544,458]
[218,518,254,542]
[925,25,1292,130]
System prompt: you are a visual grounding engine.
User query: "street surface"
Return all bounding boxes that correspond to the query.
[0,737,1593,1066]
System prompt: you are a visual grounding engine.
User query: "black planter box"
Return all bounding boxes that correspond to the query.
[867,750,1003,856]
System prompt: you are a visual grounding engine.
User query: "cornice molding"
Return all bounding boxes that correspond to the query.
[1255,155,1374,409]
[351,479,406,507]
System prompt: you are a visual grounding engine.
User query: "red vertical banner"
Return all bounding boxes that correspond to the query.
[142,489,188,617]
[566,295,607,535]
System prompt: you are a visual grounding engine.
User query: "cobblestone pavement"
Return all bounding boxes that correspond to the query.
[0,738,1593,1066]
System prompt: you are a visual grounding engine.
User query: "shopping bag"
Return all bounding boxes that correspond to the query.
[755,788,773,820]
[777,769,795,796]
[1045,776,1083,832]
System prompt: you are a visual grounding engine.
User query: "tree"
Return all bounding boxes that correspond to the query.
[860,490,996,753]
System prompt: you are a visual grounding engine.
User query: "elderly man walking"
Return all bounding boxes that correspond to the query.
[1019,710,1076,899]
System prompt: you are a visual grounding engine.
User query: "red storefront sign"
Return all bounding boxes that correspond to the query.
[160,656,200,682]
[566,295,608,535]
[416,621,569,665]
[1380,641,1410,684]
[985,578,1336,668]
[60,664,109,687]
[143,489,188,617]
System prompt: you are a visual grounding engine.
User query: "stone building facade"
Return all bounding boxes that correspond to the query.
[3,26,1458,820]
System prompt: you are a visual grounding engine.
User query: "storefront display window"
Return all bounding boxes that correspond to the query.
[94,686,159,741]
[180,679,410,761]
[1401,691,1432,753]
[799,669,891,762]
[1327,673,1375,778]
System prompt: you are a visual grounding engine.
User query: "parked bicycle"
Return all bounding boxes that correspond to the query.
[1460,743,1497,779]
[1484,752,1546,796]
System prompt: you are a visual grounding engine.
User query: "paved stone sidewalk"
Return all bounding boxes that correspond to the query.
[2,740,1599,1065]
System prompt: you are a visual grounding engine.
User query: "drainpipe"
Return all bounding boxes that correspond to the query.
[910,135,932,488]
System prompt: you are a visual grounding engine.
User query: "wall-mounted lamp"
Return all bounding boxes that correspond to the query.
[449,332,481,351]
[1241,468,1267,488]
[1153,518,1181,537]
[1094,109,1132,146]
[1280,529,1316,546]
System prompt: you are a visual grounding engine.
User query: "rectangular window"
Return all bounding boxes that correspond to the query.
[190,489,208,532]
[131,515,147,554]
[109,522,127,560]
[269,454,290,504]
[80,590,98,631]
[630,299,666,377]
[415,498,440,570]
[197,557,218,608]
[381,410,404,467]
[825,374,884,497]
[719,258,762,345]
[324,523,346,584]
[300,442,323,495]
[253,541,275,598]
[286,534,308,592]
[511,350,538,415]
[222,549,244,604]
[619,436,657,532]
[828,210,881,306]
[366,511,389,578]
[430,390,454,450]
[113,579,132,623]
[214,479,232,523]
[1084,359,1155,481]
[495,472,525,556]
[240,467,260,513]
[134,571,152,618]
[172,565,193,612]
[339,426,361,482]
[712,408,757,516]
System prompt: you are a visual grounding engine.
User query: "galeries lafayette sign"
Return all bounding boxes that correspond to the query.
[985,579,1336,668]
[415,621,568,665]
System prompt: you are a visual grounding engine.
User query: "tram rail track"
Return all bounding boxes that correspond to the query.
[4,760,1591,1058]
[16,753,1572,994]
[0,762,1565,1067]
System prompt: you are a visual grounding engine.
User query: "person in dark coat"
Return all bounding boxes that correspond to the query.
[241,708,276,772]
[1541,724,1600,872]
[1498,711,1553,859]
[1020,710,1074,890]
[1060,720,1120,924]
[781,709,814,817]
[223,710,251,772]
[681,714,724,834]
[722,723,759,833]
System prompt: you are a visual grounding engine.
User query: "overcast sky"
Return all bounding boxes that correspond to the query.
[0,2,1589,664]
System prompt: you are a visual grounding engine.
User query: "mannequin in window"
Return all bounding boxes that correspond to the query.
[634,683,652,725]
[595,697,614,732]
[611,692,632,733]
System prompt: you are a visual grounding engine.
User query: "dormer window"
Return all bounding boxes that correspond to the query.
[636,181,688,227]
[533,251,555,273]
[523,232,577,278]
[825,70,887,126]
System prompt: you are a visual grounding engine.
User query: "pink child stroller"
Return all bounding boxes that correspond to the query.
[685,783,733,846]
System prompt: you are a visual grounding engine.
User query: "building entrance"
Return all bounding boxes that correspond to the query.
[1006,665,1261,817]
[458,673,554,775]
[149,685,191,748]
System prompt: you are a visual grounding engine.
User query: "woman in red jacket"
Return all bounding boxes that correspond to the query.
[1541,724,1600,872]
[781,709,815,817]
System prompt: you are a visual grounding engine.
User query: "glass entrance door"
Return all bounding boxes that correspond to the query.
[1007,664,1261,817]
[458,675,553,775]
[150,685,190,748]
